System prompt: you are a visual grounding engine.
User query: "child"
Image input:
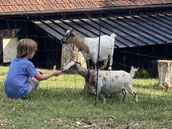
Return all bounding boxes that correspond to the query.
[4,38,62,99]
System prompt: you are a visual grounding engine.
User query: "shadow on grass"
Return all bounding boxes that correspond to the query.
[134,82,163,91]
[29,87,96,102]
[29,87,141,105]
[1,81,172,106]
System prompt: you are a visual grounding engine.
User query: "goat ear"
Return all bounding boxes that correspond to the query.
[134,67,139,71]
[131,66,139,71]
[70,32,75,37]
[69,29,75,37]
[65,28,74,37]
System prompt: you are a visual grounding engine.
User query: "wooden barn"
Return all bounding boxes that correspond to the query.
[0,0,172,78]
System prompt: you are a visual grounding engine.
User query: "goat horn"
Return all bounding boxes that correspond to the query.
[74,61,81,66]
[70,28,73,31]
[65,28,73,39]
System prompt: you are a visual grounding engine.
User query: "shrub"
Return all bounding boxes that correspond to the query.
[135,69,149,78]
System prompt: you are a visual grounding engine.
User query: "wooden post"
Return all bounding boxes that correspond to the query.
[157,60,172,89]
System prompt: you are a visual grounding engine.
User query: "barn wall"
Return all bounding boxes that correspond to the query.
[1,19,172,74]
[22,22,62,69]
[114,44,172,78]
[0,20,62,70]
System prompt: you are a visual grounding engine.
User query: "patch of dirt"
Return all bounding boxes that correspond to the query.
[43,118,172,129]
[0,119,11,127]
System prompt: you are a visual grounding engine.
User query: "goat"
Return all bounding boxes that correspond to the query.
[62,61,139,104]
[61,29,116,70]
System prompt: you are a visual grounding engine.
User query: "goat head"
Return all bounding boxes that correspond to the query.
[61,28,74,44]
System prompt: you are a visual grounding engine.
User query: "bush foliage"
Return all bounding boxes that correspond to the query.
[135,68,149,78]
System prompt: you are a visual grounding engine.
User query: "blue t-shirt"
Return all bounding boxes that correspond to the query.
[4,56,38,98]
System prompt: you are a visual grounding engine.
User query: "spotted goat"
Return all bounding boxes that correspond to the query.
[61,29,116,70]
[62,61,139,104]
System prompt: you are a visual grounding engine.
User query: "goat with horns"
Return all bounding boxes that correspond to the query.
[61,29,117,70]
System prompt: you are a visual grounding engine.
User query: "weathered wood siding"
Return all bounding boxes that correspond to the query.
[3,37,18,63]
[157,60,172,89]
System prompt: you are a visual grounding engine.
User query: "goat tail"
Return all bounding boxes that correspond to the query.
[110,33,117,39]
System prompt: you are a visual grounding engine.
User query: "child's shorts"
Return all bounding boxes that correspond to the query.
[28,78,37,94]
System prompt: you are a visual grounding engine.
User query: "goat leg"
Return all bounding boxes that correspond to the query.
[122,89,127,103]
[86,60,90,69]
[103,59,108,70]
[84,82,89,97]
[133,92,138,102]
[96,87,101,102]
[100,93,106,104]
[108,65,112,71]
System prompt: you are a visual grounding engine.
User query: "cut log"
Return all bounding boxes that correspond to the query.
[157,60,172,89]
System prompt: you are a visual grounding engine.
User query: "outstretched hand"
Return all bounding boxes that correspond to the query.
[53,70,62,76]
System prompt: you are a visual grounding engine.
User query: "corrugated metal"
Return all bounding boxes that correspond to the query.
[32,12,172,48]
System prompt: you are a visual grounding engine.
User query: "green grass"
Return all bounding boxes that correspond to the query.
[0,66,172,129]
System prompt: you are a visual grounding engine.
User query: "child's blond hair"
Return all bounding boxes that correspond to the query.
[17,38,37,58]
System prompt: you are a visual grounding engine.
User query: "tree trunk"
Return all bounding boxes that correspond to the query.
[157,60,172,89]
[61,44,86,68]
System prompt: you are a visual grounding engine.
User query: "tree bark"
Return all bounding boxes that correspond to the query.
[157,60,172,89]
[61,44,86,68]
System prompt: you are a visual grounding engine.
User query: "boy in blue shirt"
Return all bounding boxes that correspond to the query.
[4,38,62,99]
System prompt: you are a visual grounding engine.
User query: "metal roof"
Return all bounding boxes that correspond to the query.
[0,0,172,15]
[32,12,172,48]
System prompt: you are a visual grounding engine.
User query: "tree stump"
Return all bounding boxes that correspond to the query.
[157,60,172,89]
[61,44,86,68]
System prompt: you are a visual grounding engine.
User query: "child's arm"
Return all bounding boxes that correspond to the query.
[34,70,62,81]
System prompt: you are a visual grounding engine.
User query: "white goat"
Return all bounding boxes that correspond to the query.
[61,29,116,70]
[62,61,139,104]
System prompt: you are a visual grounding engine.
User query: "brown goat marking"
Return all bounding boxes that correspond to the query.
[106,72,109,76]
[83,44,90,53]
[90,74,96,85]
[66,32,76,42]
[81,40,90,53]
[74,36,83,47]
[103,76,106,81]
[115,75,119,80]
[91,69,96,74]
[69,31,75,37]
[76,39,89,53]
[112,78,115,82]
